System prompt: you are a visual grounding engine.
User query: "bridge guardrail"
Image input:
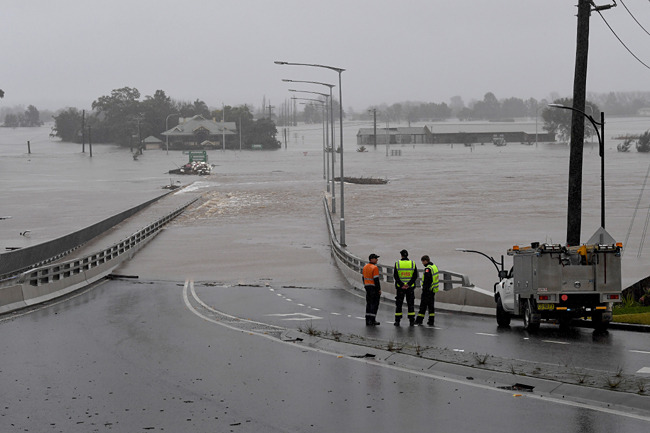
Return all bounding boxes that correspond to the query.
[323,197,495,312]
[0,197,198,314]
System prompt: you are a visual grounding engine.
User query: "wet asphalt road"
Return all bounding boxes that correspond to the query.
[1,278,648,433]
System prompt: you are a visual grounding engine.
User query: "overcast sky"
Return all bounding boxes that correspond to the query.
[2,0,650,112]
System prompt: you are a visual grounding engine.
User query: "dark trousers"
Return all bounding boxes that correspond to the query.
[417,290,436,323]
[365,285,381,323]
[394,287,415,322]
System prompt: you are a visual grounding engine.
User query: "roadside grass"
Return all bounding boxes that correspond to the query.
[612,304,650,325]
[612,312,650,325]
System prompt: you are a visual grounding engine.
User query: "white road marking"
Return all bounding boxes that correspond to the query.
[630,350,650,355]
[476,332,498,337]
[297,303,305,306]
[542,340,570,345]
[285,298,293,302]
[182,279,650,423]
[637,367,650,374]
[331,312,341,315]
[267,313,322,321]
[355,317,364,320]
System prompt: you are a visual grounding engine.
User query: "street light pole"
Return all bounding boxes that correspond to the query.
[165,113,180,155]
[456,248,505,277]
[276,61,346,246]
[282,79,335,194]
[549,104,606,229]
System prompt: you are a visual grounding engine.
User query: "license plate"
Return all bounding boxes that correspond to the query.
[537,303,555,311]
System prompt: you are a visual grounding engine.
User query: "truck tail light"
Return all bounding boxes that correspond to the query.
[607,294,620,300]
[539,295,549,301]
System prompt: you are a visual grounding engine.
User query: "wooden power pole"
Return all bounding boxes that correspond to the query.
[566,0,591,246]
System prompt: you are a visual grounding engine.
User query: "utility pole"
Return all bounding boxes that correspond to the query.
[369,108,377,149]
[81,110,86,153]
[566,0,615,246]
[267,104,275,119]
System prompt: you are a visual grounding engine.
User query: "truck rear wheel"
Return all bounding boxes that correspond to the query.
[496,297,511,327]
[522,300,540,332]
[592,311,609,333]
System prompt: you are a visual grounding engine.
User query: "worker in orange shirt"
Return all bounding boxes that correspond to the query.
[362,253,382,326]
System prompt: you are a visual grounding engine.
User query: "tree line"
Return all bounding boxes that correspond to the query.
[350,91,650,123]
[51,87,280,150]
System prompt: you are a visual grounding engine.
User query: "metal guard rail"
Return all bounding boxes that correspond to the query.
[17,197,198,289]
[323,197,470,290]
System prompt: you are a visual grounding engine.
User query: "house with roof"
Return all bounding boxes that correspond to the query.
[161,115,237,148]
[142,135,164,150]
[357,126,433,145]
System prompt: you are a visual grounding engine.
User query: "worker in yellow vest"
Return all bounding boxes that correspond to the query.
[393,249,419,326]
[415,255,439,326]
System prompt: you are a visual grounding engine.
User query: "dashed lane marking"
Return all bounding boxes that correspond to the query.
[182,279,650,423]
[542,340,570,345]
[266,313,322,321]
[476,332,498,337]
[630,350,650,355]
[637,367,650,374]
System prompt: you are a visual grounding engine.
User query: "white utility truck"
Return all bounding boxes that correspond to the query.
[494,229,623,332]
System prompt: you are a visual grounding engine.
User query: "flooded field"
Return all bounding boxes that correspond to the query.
[1,117,649,291]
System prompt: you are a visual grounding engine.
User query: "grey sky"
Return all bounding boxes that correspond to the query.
[2,0,649,111]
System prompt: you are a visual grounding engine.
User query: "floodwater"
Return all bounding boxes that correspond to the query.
[1,117,649,292]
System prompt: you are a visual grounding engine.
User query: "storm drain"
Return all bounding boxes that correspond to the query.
[498,383,535,392]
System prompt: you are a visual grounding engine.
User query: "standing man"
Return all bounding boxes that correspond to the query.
[415,255,439,326]
[393,249,418,326]
[362,253,382,326]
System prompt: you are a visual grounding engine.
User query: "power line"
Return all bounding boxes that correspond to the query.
[619,0,650,37]
[594,8,650,70]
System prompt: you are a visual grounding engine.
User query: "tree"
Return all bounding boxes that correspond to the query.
[637,130,650,153]
[4,113,19,127]
[52,108,83,142]
[23,105,42,127]
[92,87,142,145]
[248,117,281,150]
[541,98,600,142]
[141,90,175,138]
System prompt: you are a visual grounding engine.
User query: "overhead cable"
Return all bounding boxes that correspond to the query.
[594,8,650,70]
[619,0,650,37]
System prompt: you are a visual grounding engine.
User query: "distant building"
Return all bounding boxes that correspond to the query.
[161,115,237,148]
[142,135,164,150]
[357,126,554,145]
[357,126,433,145]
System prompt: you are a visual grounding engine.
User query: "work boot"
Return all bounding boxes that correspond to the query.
[394,320,400,327]
[427,320,434,326]
[414,318,423,326]
[409,319,415,327]
[372,320,381,326]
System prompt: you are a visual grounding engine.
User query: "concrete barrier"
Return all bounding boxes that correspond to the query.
[0,197,198,315]
[323,197,495,314]
[0,192,174,279]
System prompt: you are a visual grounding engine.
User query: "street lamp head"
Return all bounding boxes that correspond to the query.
[274,61,288,65]
[455,248,468,252]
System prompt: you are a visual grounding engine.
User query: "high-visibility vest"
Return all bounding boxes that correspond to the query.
[395,260,416,287]
[363,263,379,286]
[425,263,440,293]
